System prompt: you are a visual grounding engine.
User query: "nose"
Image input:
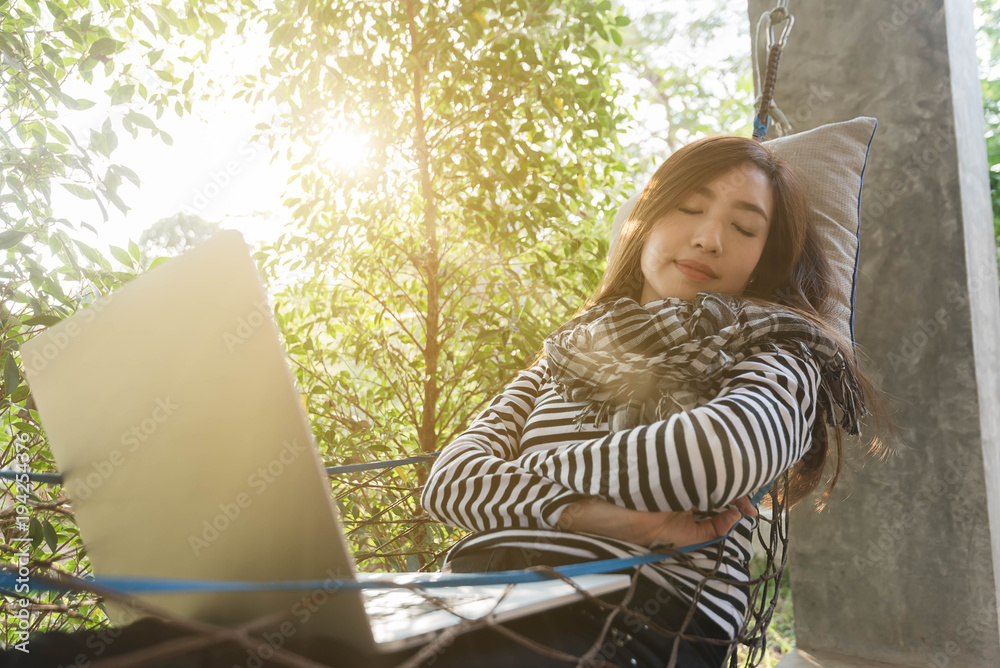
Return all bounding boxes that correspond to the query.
[691,217,723,254]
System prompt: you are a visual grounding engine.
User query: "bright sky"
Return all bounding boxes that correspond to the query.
[49,23,295,258]
[48,1,748,260]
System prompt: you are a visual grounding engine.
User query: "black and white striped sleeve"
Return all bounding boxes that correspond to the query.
[514,346,821,513]
[420,361,586,532]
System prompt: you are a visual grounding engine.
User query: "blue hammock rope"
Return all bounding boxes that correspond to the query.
[0,550,724,597]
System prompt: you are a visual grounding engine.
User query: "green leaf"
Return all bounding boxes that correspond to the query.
[150,4,179,28]
[47,124,70,145]
[62,97,97,111]
[62,26,83,47]
[10,384,29,403]
[0,230,26,249]
[114,165,141,187]
[136,10,156,34]
[13,422,38,435]
[61,183,95,200]
[90,128,109,157]
[42,519,59,553]
[111,84,135,106]
[105,127,118,152]
[45,0,67,22]
[23,315,63,327]
[204,12,226,34]
[90,37,118,58]
[4,355,18,396]
[73,240,106,266]
[148,256,171,270]
[129,239,141,261]
[29,517,44,550]
[126,110,157,130]
[109,245,133,266]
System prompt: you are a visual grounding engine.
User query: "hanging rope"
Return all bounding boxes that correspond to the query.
[752,0,794,140]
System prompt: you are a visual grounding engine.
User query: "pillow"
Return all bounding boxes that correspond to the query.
[608,116,878,348]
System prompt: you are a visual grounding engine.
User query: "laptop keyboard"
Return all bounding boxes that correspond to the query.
[362,586,496,623]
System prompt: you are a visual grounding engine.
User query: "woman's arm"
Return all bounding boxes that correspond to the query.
[555,495,758,547]
[420,361,588,532]
[516,345,821,514]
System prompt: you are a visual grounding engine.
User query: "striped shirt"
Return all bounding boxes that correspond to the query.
[420,344,820,637]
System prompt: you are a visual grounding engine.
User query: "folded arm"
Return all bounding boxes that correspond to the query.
[420,361,586,531]
[421,346,820,536]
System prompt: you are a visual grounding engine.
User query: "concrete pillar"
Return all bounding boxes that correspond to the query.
[746,1,1000,666]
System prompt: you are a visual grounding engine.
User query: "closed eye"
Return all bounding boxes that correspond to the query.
[678,208,700,215]
[733,223,756,238]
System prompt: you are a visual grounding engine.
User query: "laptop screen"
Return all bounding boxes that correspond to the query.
[21,231,375,648]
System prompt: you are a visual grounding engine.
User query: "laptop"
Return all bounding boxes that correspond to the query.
[19,230,629,654]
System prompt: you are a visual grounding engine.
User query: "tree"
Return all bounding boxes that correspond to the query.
[614,0,755,180]
[138,212,221,263]
[232,0,635,570]
[0,0,232,640]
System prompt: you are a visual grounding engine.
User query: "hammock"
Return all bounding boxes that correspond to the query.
[0,2,800,666]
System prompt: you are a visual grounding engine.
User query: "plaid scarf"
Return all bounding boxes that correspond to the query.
[543,293,864,436]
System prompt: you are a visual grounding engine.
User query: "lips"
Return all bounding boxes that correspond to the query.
[675,260,718,281]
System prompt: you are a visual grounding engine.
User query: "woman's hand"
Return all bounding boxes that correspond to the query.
[555,496,757,549]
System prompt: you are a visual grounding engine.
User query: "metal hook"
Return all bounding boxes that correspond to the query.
[767,13,794,48]
[765,0,794,48]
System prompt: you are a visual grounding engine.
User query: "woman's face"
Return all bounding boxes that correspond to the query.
[639,165,773,304]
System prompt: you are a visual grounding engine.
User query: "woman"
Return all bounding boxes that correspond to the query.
[418,135,889,668]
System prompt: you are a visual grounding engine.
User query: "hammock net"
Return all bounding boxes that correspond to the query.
[0,455,792,668]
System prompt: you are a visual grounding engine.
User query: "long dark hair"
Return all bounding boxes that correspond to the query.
[546,135,893,510]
